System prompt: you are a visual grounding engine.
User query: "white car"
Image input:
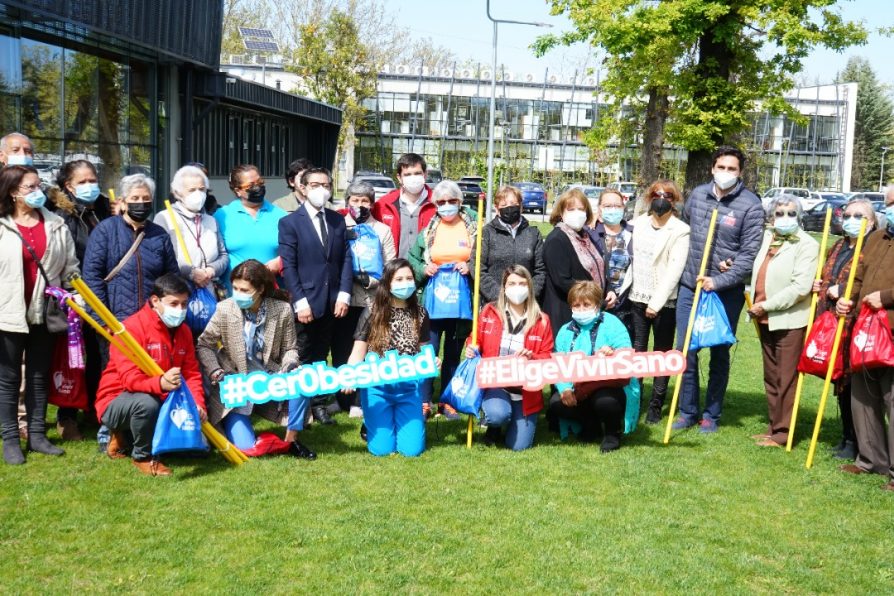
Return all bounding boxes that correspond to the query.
[762,187,822,212]
[352,172,397,200]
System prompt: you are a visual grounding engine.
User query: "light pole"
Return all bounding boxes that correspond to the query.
[486,0,551,219]
[880,146,889,191]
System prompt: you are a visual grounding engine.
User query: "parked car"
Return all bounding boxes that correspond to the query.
[868,199,888,230]
[457,181,485,208]
[352,171,397,200]
[762,187,821,211]
[426,169,443,184]
[515,181,547,214]
[606,181,637,202]
[802,199,846,235]
[459,175,485,185]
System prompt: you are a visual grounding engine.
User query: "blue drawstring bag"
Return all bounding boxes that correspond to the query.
[151,384,209,456]
[689,290,737,350]
[186,286,217,334]
[424,264,473,320]
[439,350,483,417]
[350,224,384,280]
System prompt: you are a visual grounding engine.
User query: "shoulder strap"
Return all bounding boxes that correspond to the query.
[104,229,145,282]
[11,227,52,286]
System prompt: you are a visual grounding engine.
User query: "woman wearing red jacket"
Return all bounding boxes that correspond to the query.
[467,264,554,450]
[95,274,207,477]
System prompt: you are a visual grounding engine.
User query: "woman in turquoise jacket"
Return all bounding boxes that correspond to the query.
[549,280,640,452]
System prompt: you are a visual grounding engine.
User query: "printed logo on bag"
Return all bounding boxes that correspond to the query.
[52,371,75,395]
[170,404,197,431]
[853,330,870,352]
[434,283,456,303]
[476,349,686,391]
[219,345,439,407]
[449,375,469,399]
[804,340,828,362]
[692,315,716,335]
[189,300,210,317]
[353,242,373,258]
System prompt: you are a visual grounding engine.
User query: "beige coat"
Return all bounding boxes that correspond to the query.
[629,214,690,312]
[196,297,301,427]
[750,228,819,331]
[0,208,80,333]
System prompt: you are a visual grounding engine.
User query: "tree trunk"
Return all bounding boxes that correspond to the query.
[639,86,669,188]
[683,23,734,195]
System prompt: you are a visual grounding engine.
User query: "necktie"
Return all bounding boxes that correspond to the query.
[317,211,328,248]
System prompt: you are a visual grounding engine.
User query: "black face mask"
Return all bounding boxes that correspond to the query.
[127,202,152,223]
[354,206,371,223]
[649,197,673,216]
[498,205,521,225]
[246,184,266,204]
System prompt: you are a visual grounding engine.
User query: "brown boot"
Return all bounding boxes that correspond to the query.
[57,419,84,441]
[131,458,172,477]
[107,431,128,459]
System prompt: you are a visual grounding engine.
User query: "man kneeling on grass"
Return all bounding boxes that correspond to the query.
[94,274,207,476]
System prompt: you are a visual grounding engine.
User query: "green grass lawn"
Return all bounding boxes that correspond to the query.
[2,311,893,594]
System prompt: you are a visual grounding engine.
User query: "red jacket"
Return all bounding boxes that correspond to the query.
[95,303,206,422]
[370,186,436,256]
[472,302,554,416]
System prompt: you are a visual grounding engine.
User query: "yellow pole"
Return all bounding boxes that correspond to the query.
[67,274,247,464]
[467,196,486,449]
[805,217,867,469]
[65,298,136,362]
[743,290,761,338]
[164,200,194,267]
[663,208,720,444]
[787,206,832,451]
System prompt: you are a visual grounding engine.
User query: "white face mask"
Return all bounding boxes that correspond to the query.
[401,174,425,195]
[562,210,588,231]
[505,286,529,306]
[307,186,331,208]
[181,190,206,213]
[713,171,738,191]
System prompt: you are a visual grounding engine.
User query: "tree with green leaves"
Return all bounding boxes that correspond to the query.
[836,57,894,191]
[536,1,868,193]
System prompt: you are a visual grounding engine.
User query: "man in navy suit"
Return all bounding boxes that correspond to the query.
[279,167,353,429]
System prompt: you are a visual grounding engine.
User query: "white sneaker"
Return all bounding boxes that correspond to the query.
[348,406,364,419]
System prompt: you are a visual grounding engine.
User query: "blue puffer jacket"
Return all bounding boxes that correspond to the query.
[82,215,179,322]
[679,180,765,291]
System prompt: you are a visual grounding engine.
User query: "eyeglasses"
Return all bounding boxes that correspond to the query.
[306,182,332,189]
[18,183,41,192]
[651,191,673,199]
[237,178,264,191]
[774,210,798,218]
[435,199,460,206]
[843,213,865,220]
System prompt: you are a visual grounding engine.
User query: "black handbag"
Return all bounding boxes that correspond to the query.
[14,229,69,334]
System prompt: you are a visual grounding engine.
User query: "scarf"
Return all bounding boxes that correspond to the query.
[242,302,267,367]
[557,222,604,284]
[769,231,800,249]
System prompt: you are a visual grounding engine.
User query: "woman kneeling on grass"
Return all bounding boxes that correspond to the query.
[548,280,640,452]
[465,264,553,450]
[196,259,316,460]
[346,259,432,457]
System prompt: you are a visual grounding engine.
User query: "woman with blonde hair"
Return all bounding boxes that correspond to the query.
[466,264,554,450]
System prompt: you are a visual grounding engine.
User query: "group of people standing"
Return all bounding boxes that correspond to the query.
[1,131,893,490]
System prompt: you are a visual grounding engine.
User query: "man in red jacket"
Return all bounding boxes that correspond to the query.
[95,274,207,477]
[370,153,436,259]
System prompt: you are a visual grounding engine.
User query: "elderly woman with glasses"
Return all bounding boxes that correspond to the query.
[810,198,878,460]
[213,164,287,289]
[746,194,819,447]
[408,180,478,419]
[630,180,690,424]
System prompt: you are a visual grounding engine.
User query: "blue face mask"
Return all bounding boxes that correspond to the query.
[159,305,187,328]
[437,203,460,218]
[23,189,46,209]
[390,282,416,300]
[842,216,865,238]
[7,154,33,167]
[232,291,256,310]
[773,217,799,236]
[74,182,101,204]
[601,207,624,225]
[572,309,599,327]
[886,205,894,229]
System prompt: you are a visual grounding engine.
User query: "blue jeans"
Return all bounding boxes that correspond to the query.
[675,284,744,424]
[361,381,425,457]
[481,389,539,451]
[287,397,309,432]
[423,317,470,405]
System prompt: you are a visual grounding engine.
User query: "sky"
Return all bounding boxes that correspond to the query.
[387,0,894,86]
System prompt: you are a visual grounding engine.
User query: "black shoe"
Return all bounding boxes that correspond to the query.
[600,433,621,453]
[359,423,368,442]
[483,426,502,447]
[312,406,335,426]
[833,440,857,460]
[645,404,662,425]
[27,434,65,456]
[289,441,317,460]
[3,440,25,465]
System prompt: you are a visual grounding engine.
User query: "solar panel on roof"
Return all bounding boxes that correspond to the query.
[243,40,280,52]
[238,27,275,39]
